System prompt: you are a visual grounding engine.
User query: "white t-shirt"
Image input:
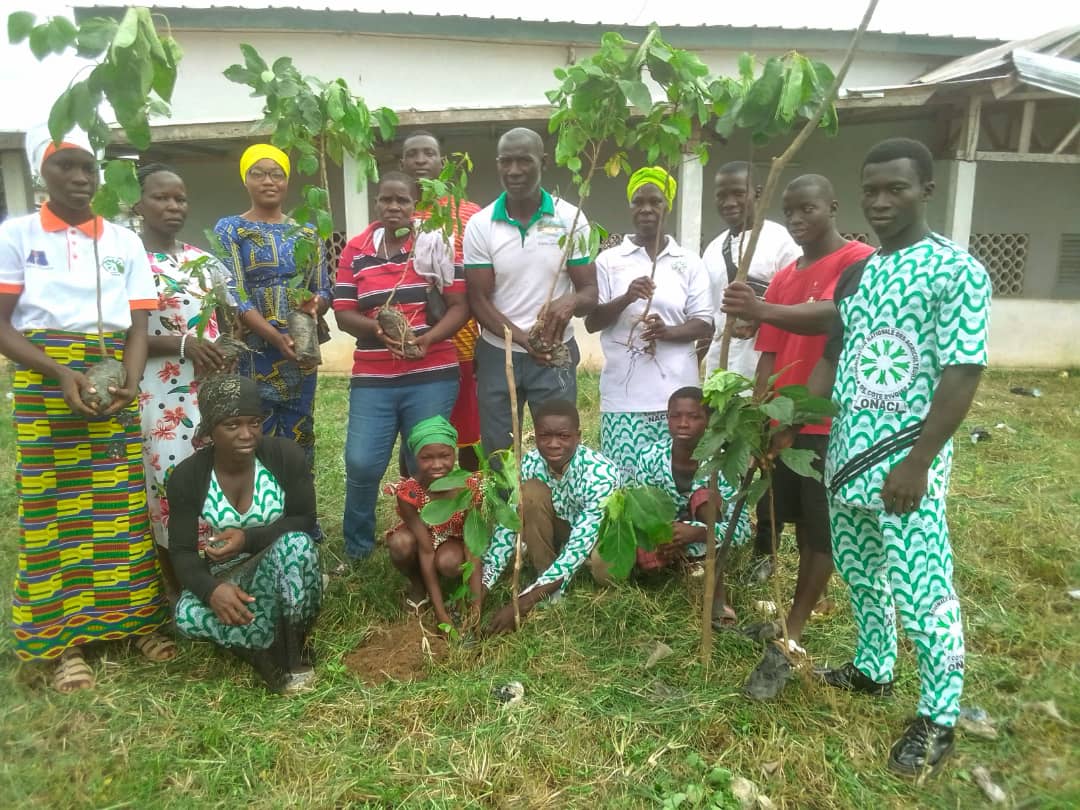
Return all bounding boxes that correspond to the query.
[702,219,800,379]
[463,189,591,352]
[596,236,713,413]
[0,206,156,333]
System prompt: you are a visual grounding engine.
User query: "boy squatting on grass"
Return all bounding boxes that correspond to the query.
[730,138,990,778]
[630,387,750,573]
[479,400,620,635]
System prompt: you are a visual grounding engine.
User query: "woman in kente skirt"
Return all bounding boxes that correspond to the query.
[0,125,172,692]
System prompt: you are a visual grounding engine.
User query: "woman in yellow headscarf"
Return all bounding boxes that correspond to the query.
[213,144,331,489]
[584,166,715,478]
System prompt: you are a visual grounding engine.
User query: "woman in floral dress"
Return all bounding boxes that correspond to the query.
[136,164,231,598]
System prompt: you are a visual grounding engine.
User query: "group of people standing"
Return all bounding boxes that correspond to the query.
[0,120,989,779]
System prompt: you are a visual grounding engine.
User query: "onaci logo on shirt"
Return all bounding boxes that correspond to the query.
[854,327,918,411]
[26,250,49,267]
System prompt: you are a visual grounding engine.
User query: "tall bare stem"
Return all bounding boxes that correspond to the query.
[503,325,526,629]
[717,0,879,370]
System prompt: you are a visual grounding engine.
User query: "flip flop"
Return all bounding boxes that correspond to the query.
[53,647,95,693]
[711,603,739,632]
[404,595,431,613]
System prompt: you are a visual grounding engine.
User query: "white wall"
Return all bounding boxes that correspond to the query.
[163,29,939,126]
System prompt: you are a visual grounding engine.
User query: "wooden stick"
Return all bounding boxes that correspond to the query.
[717,0,879,370]
[700,470,719,668]
[702,465,757,665]
[503,324,525,630]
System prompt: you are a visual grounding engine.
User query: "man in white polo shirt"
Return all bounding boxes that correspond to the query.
[463,127,598,455]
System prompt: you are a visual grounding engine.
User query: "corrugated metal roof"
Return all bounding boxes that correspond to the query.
[915,25,1080,84]
[845,25,1080,101]
[71,1,1078,42]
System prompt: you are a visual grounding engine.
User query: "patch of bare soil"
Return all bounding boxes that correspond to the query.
[344,617,448,685]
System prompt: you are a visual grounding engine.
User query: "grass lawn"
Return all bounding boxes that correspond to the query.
[0,368,1077,808]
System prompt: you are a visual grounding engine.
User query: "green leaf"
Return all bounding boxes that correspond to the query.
[738,52,755,83]
[778,57,805,123]
[8,11,35,44]
[743,475,771,510]
[103,159,141,205]
[121,111,152,151]
[760,396,795,425]
[91,184,121,219]
[152,54,178,103]
[623,485,676,548]
[28,24,50,60]
[779,447,821,480]
[47,90,75,147]
[297,153,318,177]
[494,501,521,533]
[223,64,257,86]
[419,489,472,526]
[463,508,490,557]
[596,512,638,579]
[75,17,117,58]
[240,43,269,75]
[616,79,652,110]
[428,469,472,492]
[46,16,77,54]
[112,7,140,49]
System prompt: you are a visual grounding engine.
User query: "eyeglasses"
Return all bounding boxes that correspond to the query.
[248,168,287,182]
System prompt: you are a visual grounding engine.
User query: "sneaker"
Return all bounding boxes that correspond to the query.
[887,716,955,778]
[747,555,775,583]
[816,661,894,697]
[743,644,793,701]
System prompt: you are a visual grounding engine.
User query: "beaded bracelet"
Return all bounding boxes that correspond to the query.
[179,333,188,361]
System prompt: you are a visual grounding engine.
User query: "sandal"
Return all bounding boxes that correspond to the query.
[134,630,178,662]
[53,647,94,693]
[711,603,739,632]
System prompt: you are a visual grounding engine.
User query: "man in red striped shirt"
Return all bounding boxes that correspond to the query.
[333,172,470,563]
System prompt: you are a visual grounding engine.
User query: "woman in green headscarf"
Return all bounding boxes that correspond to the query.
[383,415,484,631]
[584,166,714,481]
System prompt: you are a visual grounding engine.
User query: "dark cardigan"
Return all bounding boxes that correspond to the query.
[167,436,316,603]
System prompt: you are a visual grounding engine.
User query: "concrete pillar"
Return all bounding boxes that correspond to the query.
[943,159,976,249]
[675,151,703,255]
[340,153,370,236]
[1,150,33,218]
[321,157,371,374]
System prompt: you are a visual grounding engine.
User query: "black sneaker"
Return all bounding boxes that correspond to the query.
[887,716,955,778]
[743,644,793,701]
[816,662,894,697]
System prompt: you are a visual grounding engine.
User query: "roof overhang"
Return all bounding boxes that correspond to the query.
[75,6,997,57]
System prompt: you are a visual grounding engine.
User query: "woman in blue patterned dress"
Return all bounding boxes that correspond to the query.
[213,144,331,471]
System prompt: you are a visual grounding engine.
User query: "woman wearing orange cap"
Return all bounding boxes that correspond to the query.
[0,126,172,691]
[213,144,331,478]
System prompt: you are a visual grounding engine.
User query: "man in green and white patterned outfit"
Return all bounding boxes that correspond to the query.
[481,400,620,634]
[809,139,990,778]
